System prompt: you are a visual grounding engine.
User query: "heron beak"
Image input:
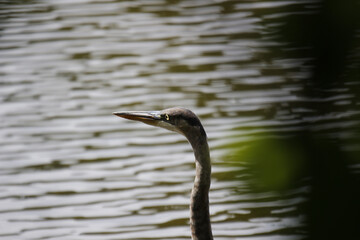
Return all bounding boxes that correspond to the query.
[113,111,162,126]
[114,110,185,135]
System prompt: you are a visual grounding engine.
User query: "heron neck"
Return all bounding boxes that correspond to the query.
[186,131,213,240]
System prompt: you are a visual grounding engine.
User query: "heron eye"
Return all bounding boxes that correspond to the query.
[165,114,170,121]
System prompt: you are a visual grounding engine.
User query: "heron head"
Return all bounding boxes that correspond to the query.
[113,107,206,138]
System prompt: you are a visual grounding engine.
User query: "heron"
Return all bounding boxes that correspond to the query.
[113,107,213,240]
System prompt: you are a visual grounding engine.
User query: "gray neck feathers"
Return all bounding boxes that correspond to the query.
[185,128,213,240]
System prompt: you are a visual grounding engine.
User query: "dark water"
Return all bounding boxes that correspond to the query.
[1,0,359,239]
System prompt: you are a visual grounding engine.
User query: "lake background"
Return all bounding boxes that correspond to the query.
[1,0,359,239]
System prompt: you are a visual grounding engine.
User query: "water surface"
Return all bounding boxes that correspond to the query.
[1,0,359,239]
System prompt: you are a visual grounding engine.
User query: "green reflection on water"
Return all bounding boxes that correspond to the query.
[244,137,305,191]
[230,136,306,191]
